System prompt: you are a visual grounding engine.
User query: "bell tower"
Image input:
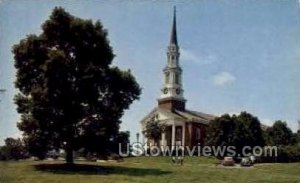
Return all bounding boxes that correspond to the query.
[158,7,186,111]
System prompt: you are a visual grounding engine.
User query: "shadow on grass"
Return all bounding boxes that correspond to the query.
[34,163,172,176]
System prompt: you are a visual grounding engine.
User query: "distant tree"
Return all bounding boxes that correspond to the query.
[232,114,248,154]
[267,121,296,146]
[297,121,300,144]
[263,130,273,146]
[206,112,265,156]
[13,7,141,164]
[206,114,236,146]
[297,131,300,145]
[232,112,265,155]
[236,112,265,147]
[143,120,165,146]
[0,138,27,160]
[0,148,3,160]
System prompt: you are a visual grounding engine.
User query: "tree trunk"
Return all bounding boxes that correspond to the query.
[65,142,74,164]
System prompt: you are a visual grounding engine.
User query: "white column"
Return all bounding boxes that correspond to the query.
[171,123,175,150]
[161,132,166,147]
[182,123,186,148]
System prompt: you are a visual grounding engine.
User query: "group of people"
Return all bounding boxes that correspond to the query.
[171,148,184,165]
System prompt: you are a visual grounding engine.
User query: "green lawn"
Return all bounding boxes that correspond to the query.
[0,156,300,183]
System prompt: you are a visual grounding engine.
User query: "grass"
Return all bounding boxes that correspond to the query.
[0,156,300,183]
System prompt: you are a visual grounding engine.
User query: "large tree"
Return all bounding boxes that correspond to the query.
[13,7,141,164]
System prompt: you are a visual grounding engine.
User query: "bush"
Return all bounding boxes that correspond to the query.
[258,145,300,163]
[276,145,300,162]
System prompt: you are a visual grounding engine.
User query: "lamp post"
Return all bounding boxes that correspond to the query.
[136,132,140,143]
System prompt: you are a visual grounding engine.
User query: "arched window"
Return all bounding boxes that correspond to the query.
[175,73,179,84]
[165,72,170,83]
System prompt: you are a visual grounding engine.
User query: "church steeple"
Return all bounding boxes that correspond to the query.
[170,6,178,46]
[158,6,186,111]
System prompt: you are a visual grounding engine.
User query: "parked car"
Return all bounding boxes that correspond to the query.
[240,157,253,167]
[221,157,235,166]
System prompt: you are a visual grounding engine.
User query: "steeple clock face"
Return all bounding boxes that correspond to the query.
[163,88,168,94]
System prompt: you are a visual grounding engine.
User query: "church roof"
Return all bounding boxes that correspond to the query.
[140,107,216,125]
[175,109,216,124]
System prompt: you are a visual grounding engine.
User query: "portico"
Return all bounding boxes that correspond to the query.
[160,121,186,148]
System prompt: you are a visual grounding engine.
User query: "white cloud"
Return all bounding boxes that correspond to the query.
[261,118,274,126]
[181,48,217,65]
[12,131,22,139]
[227,111,240,116]
[212,71,236,86]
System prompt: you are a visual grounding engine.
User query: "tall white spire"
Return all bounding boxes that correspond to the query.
[159,6,185,103]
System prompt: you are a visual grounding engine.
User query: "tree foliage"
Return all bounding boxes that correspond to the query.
[206,114,235,146]
[297,131,300,144]
[236,112,265,147]
[266,120,296,146]
[0,138,28,160]
[206,112,265,156]
[296,121,300,145]
[13,7,141,164]
[143,120,165,145]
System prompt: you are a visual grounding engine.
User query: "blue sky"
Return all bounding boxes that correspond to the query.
[0,0,300,145]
